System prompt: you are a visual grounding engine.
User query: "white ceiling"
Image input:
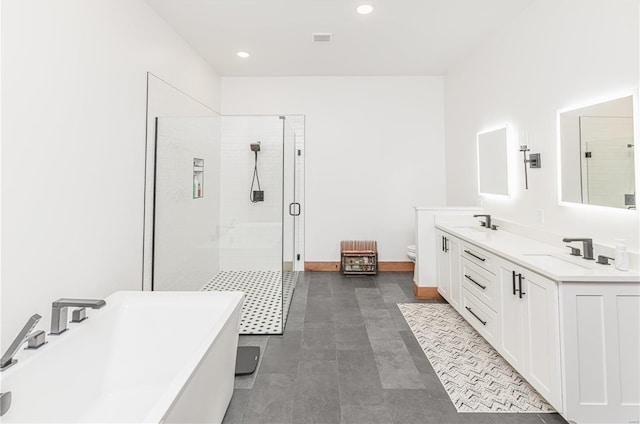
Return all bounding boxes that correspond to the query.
[146,0,534,76]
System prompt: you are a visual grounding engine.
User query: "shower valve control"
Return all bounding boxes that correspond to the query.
[252,190,264,202]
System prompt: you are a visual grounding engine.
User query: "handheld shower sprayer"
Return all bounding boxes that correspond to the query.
[250,142,264,202]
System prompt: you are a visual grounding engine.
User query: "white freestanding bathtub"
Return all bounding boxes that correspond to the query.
[0,291,244,423]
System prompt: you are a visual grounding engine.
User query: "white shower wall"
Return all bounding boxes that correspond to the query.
[219,116,286,271]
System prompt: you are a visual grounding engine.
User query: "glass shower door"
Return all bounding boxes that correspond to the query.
[282,117,300,328]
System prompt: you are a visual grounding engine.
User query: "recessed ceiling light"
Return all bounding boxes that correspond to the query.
[237,51,250,58]
[356,4,373,14]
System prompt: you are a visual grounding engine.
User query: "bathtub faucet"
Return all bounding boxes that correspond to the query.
[1,314,42,371]
[50,298,106,335]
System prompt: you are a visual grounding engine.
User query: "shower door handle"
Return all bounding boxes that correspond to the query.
[289,203,301,216]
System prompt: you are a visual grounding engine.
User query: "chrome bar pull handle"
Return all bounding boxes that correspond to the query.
[465,274,486,290]
[465,306,487,326]
[464,250,486,262]
[518,274,526,299]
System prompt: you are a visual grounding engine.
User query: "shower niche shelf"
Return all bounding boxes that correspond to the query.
[193,158,204,199]
[340,240,378,275]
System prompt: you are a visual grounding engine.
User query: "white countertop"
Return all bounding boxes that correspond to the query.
[436,223,640,283]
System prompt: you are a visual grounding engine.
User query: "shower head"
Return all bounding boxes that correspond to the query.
[250,142,261,152]
[519,145,530,152]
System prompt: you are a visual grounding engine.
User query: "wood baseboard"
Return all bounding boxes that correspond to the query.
[413,282,444,300]
[378,261,414,272]
[304,261,415,272]
[304,261,340,271]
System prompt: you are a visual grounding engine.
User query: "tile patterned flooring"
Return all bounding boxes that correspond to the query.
[223,271,569,424]
[202,270,298,334]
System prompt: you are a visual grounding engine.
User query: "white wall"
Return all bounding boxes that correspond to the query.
[222,76,447,262]
[444,0,639,252]
[1,0,221,350]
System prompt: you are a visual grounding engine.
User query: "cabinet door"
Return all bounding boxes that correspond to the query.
[436,231,451,300]
[523,271,561,411]
[498,264,526,373]
[448,237,461,312]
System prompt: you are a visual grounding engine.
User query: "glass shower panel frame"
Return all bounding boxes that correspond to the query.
[152,114,303,336]
[282,117,299,330]
[152,116,222,292]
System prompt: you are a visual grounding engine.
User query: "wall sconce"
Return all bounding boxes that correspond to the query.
[519,145,541,190]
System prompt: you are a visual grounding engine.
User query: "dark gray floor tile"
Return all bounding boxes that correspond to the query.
[384,389,444,424]
[341,405,393,424]
[362,309,403,341]
[386,303,412,331]
[370,339,425,389]
[301,322,336,359]
[335,324,372,351]
[379,284,410,303]
[304,309,334,324]
[258,332,301,376]
[399,330,436,375]
[240,272,559,424]
[337,350,385,406]
[243,374,295,424]
[355,288,387,310]
[292,393,341,424]
[283,311,305,332]
[488,413,551,424]
[333,311,365,328]
[222,389,251,424]
[305,298,333,314]
[538,413,569,424]
[308,280,332,297]
[421,372,451,401]
[331,296,360,312]
[293,360,341,424]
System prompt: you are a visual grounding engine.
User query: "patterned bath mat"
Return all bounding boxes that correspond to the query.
[397,303,555,413]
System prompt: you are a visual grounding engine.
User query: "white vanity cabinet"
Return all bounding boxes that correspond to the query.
[433,224,640,423]
[435,229,461,311]
[560,282,640,424]
[460,242,500,344]
[498,261,562,411]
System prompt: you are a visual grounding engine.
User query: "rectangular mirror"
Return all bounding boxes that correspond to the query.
[477,127,509,196]
[559,94,636,209]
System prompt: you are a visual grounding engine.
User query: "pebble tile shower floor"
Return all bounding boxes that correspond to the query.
[202,271,297,334]
[222,271,568,424]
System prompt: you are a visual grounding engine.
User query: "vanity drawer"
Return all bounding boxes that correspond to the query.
[461,243,497,275]
[462,259,497,311]
[462,288,498,345]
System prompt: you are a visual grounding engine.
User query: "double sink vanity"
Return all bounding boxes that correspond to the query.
[433,219,639,424]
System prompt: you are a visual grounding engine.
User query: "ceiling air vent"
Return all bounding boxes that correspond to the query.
[312,33,332,42]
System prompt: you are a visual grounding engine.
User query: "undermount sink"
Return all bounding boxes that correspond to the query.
[453,226,488,232]
[522,254,592,273]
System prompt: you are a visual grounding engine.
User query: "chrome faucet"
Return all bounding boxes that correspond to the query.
[0,314,42,371]
[473,214,495,230]
[562,238,594,260]
[50,299,106,335]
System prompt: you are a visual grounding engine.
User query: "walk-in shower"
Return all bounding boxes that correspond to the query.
[147,113,304,335]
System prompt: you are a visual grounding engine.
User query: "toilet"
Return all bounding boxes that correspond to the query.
[406,244,416,262]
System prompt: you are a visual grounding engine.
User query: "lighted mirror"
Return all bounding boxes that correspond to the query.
[477,127,509,196]
[559,94,636,209]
